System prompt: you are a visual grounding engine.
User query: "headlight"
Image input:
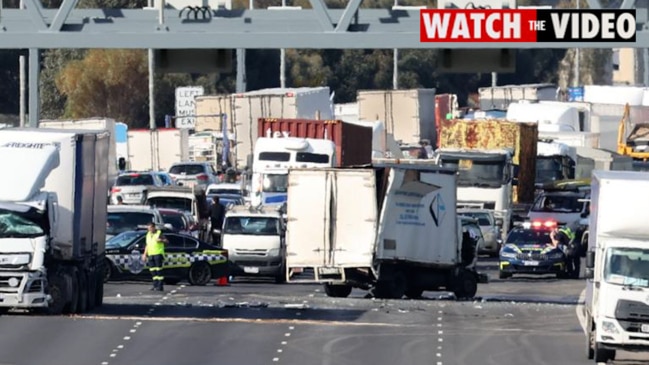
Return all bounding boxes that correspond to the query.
[602,320,619,334]
[500,251,517,259]
[268,248,280,257]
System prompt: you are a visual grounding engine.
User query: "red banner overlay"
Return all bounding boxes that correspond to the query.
[419,9,636,43]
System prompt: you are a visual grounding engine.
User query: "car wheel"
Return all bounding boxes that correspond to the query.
[188,262,212,286]
[103,259,114,283]
[323,283,352,298]
[453,269,478,299]
[499,271,511,279]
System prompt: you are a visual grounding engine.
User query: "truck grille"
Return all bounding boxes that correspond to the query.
[0,275,24,292]
[516,253,548,261]
[616,300,649,323]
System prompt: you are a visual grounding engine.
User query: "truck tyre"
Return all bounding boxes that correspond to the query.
[77,271,88,313]
[405,286,424,299]
[323,283,352,298]
[188,262,212,286]
[87,270,97,310]
[275,264,287,284]
[585,314,594,360]
[66,269,80,314]
[46,275,68,315]
[594,341,615,363]
[453,269,478,299]
[95,272,104,307]
[375,271,407,299]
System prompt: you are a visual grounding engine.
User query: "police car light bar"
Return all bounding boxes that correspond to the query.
[531,220,557,229]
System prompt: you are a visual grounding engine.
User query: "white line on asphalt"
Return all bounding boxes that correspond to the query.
[576,289,587,335]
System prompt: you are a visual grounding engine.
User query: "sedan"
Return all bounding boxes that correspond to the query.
[499,223,567,279]
[104,230,229,286]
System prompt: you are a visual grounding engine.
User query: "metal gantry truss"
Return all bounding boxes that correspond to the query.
[0,0,646,49]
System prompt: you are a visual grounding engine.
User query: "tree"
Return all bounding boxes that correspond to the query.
[56,49,149,124]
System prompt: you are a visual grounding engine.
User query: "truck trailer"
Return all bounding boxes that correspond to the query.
[285,160,486,299]
[0,128,109,314]
[584,170,649,363]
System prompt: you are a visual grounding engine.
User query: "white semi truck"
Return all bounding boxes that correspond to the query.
[584,170,649,363]
[285,160,487,299]
[0,128,109,314]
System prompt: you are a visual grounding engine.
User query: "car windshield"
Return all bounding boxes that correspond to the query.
[531,195,584,213]
[262,174,288,193]
[147,197,193,212]
[460,212,492,226]
[605,247,649,288]
[223,217,280,235]
[169,164,205,175]
[506,229,552,245]
[107,231,143,249]
[0,208,46,238]
[161,213,187,231]
[116,174,155,186]
[107,212,155,236]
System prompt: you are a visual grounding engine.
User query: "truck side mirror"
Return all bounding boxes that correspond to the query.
[118,157,127,171]
[586,251,595,269]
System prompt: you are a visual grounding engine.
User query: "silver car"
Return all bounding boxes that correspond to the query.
[110,172,165,205]
[168,162,219,189]
[458,209,501,257]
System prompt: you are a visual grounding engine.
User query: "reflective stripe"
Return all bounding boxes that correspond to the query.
[109,251,227,269]
[559,228,575,241]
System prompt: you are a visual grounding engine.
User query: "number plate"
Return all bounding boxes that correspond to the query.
[522,260,539,266]
[318,267,340,275]
[243,266,259,274]
[642,324,649,333]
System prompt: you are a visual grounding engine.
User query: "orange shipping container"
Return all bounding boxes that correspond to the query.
[439,119,538,204]
[258,118,373,167]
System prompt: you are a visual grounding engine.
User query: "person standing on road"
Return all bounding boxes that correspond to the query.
[559,226,580,279]
[142,222,168,291]
[550,228,573,278]
[210,196,226,246]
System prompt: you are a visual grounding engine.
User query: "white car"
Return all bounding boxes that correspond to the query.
[458,209,501,257]
[110,172,166,205]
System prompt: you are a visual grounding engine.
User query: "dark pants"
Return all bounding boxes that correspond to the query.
[148,254,165,290]
[211,230,221,247]
[567,254,581,279]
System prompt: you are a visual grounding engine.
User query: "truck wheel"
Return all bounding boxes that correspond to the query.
[405,286,424,299]
[188,262,212,286]
[275,264,287,284]
[77,271,88,313]
[46,275,68,315]
[594,341,615,363]
[66,269,80,314]
[323,283,352,298]
[453,269,478,299]
[375,271,407,299]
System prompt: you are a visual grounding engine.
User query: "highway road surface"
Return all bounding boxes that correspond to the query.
[0,258,646,365]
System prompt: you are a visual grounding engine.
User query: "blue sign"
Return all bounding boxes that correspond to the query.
[567,87,584,102]
[114,123,128,143]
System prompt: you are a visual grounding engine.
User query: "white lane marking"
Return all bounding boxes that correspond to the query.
[281,341,287,345]
[576,289,587,334]
[284,333,291,337]
[123,336,131,341]
[272,358,279,362]
[277,349,283,353]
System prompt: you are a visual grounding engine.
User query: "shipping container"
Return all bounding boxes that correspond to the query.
[540,131,600,148]
[439,118,538,204]
[357,89,436,146]
[333,102,359,121]
[574,146,634,179]
[479,83,557,110]
[257,118,373,166]
[127,128,189,171]
[434,94,459,148]
[194,87,333,170]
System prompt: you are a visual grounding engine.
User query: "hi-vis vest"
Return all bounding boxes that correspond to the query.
[146,230,165,255]
[559,227,575,242]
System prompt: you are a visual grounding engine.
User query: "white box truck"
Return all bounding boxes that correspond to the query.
[194,87,333,170]
[0,128,109,314]
[127,128,189,171]
[479,83,557,110]
[357,89,436,147]
[39,118,119,184]
[584,170,649,363]
[285,160,486,299]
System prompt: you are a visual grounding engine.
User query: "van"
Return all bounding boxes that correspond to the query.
[221,205,286,283]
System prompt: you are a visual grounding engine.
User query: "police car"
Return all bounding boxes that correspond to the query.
[104,230,229,285]
[499,220,567,279]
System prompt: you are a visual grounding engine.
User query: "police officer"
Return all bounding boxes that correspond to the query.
[142,222,168,291]
[559,226,581,279]
[210,196,226,246]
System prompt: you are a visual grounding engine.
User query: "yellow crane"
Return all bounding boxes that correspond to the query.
[617,103,649,161]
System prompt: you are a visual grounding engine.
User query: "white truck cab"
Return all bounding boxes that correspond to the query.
[221,205,287,283]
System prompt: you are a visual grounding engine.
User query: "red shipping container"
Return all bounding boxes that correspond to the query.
[257,118,373,166]
[434,94,453,149]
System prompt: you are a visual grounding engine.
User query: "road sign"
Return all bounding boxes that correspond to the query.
[175,86,205,129]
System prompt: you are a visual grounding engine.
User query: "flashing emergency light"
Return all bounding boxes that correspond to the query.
[531,220,557,229]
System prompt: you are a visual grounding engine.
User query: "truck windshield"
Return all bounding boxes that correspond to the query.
[223,217,280,235]
[605,247,649,287]
[536,158,564,184]
[0,208,46,238]
[439,158,506,188]
[262,174,288,193]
